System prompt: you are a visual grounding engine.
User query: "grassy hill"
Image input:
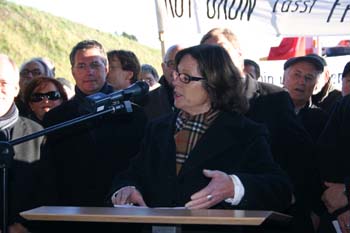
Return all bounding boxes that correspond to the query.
[0,0,162,83]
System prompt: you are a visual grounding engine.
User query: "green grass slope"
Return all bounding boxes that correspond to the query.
[0,0,162,83]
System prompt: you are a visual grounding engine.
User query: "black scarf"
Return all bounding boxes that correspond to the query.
[72,83,114,114]
[73,83,113,102]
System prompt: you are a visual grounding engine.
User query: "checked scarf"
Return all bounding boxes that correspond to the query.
[174,109,219,175]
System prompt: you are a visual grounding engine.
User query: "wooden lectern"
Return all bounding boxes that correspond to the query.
[21,206,291,233]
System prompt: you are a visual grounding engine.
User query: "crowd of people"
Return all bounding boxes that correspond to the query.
[0,27,350,233]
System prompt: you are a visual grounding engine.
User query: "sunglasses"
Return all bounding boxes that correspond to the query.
[30,91,61,102]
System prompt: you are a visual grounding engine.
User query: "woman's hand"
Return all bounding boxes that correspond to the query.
[8,223,29,233]
[111,186,146,206]
[322,182,347,213]
[337,210,350,233]
[185,169,234,209]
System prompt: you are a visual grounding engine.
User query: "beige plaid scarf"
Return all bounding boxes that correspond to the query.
[174,109,219,174]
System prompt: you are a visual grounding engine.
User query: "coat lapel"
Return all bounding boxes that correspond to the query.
[155,114,178,176]
[243,75,260,100]
[178,112,242,177]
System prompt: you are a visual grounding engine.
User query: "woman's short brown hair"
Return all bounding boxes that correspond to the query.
[175,44,248,114]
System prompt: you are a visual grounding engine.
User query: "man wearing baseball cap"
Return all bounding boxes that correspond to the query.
[283,55,329,139]
[283,55,330,232]
[283,55,324,113]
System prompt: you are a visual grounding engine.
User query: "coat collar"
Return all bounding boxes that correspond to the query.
[154,112,246,176]
[177,111,243,176]
[243,74,260,100]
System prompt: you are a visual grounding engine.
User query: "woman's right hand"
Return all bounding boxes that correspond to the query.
[111,186,147,206]
[322,182,347,213]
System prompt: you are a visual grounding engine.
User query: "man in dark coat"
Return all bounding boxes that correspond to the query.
[201,28,318,233]
[282,55,329,142]
[0,54,44,233]
[310,54,342,114]
[158,44,185,112]
[41,40,147,232]
[318,95,350,233]
[140,45,185,120]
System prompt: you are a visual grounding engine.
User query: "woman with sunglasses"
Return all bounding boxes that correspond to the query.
[15,57,55,117]
[24,77,68,123]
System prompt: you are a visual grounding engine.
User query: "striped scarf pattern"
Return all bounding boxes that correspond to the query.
[174,109,219,174]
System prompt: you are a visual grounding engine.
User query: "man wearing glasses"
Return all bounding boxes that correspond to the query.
[159,44,185,111]
[41,40,147,232]
[134,44,185,121]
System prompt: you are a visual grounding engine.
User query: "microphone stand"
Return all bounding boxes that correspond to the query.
[0,100,133,233]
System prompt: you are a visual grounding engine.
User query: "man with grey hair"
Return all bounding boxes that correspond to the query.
[283,55,324,113]
[283,55,329,141]
[137,45,185,120]
[159,44,185,110]
[0,54,44,233]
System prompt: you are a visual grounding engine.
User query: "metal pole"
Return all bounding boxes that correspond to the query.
[0,142,13,233]
[2,166,8,233]
[159,30,165,58]
[154,0,166,58]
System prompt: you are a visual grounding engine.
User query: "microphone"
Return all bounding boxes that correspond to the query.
[85,81,149,113]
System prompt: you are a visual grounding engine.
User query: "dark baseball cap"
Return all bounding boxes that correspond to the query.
[284,55,324,72]
[342,61,350,78]
[306,53,327,66]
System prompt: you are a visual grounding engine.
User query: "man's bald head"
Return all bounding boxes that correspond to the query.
[0,54,19,82]
[161,44,185,87]
[0,54,20,116]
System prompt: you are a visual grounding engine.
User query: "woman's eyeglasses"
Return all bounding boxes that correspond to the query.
[30,91,61,102]
[172,71,206,84]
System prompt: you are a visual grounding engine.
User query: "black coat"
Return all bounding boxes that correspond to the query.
[243,76,320,232]
[297,105,329,142]
[111,111,292,211]
[141,85,174,120]
[41,85,147,207]
[244,76,314,183]
[317,95,350,233]
[159,75,175,110]
[312,83,342,115]
[318,95,350,182]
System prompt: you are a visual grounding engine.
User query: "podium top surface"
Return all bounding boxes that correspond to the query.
[21,206,291,226]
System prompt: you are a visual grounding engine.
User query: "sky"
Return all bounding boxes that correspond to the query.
[9,0,161,46]
[8,0,350,60]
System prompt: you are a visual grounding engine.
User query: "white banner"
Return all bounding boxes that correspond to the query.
[259,55,350,89]
[155,0,350,37]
